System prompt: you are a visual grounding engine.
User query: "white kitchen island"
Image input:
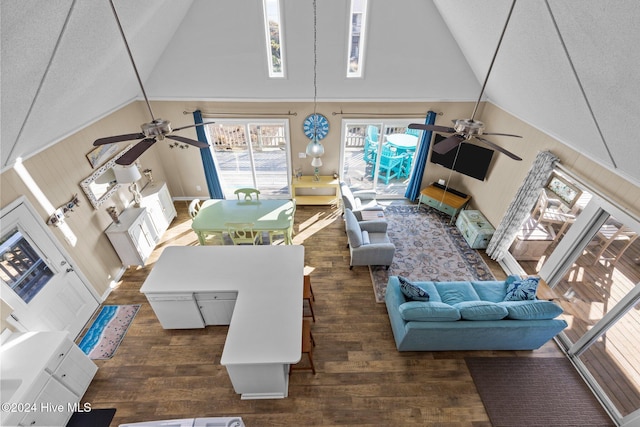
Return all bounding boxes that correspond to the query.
[139,245,304,400]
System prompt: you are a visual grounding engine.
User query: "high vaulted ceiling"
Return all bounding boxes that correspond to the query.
[2,0,639,185]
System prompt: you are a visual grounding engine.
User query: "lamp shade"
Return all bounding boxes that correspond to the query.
[114,164,141,184]
[306,140,325,158]
[311,157,323,167]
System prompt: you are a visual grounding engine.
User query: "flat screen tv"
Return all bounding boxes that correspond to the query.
[429,134,494,181]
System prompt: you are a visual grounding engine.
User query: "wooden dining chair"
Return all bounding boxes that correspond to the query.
[290,318,316,375]
[188,199,202,219]
[234,188,260,201]
[225,222,262,245]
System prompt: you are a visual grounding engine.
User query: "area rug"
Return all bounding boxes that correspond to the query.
[369,205,495,302]
[465,357,614,427]
[78,305,140,360]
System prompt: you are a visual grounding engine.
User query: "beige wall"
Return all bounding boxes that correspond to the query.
[2,100,638,305]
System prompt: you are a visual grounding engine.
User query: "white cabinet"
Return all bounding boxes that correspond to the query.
[106,208,158,266]
[0,332,98,427]
[196,292,238,325]
[140,181,176,238]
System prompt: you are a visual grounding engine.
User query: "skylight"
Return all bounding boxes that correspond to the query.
[263,0,285,78]
[347,0,368,78]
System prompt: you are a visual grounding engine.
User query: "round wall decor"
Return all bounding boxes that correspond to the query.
[303,113,329,140]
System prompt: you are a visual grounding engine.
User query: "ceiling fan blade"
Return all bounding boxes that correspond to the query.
[475,136,522,161]
[432,134,464,155]
[409,123,456,133]
[483,132,523,138]
[172,121,216,132]
[115,138,157,165]
[93,133,145,146]
[166,134,209,148]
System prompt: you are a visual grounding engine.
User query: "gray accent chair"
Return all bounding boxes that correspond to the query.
[344,208,395,269]
[339,181,383,220]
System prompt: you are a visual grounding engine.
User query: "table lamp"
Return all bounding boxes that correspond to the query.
[114,164,142,207]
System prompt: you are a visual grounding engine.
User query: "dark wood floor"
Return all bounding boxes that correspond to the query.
[81,203,565,426]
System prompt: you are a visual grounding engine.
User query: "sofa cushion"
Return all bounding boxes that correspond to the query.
[399,276,429,301]
[471,281,509,303]
[399,301,460,322]
[453,301,509,321]
[344,209,363,248]
[435,281,480,305]
[499,300,564,320]
[504,275,540,301]
[361,230,370,245]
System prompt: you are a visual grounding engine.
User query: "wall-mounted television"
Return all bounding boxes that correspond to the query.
[429,134,494,181]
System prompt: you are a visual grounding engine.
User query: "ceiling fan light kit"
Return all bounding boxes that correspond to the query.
[409,0,522,162]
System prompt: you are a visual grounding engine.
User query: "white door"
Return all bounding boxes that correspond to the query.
[0,199,99,338]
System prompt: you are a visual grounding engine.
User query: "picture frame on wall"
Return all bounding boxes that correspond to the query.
[546,173,582,207]
[86,143,119,168]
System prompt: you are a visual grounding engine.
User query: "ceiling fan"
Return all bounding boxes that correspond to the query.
[409,0,522,161]
[93,0,214,166]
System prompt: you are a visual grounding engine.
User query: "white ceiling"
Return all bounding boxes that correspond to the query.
[2,0,639,185]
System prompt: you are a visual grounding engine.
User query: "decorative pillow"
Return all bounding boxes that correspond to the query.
[503,276,540,301]
[398,276,430,301]
[399,301,461,322]
[361,230,370,245]
[435,281,480,305]
[499,300,563,320]
[453,301,508,321]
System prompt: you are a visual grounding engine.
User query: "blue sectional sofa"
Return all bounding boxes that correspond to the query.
[385,276,568,351]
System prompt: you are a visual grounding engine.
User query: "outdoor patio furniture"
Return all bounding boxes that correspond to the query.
[374,147,405,184]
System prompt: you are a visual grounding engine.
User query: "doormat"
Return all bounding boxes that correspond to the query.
[78,305,140,360]
[66,408,116,427]
[465,357,614,426]
[369,205,495,302]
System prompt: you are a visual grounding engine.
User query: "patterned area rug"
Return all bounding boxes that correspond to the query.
[78,305,140,359]
[466,357,614,426]
[369,205,495,302]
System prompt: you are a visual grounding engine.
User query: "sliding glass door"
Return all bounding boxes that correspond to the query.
[205,119,291,199]
[340,119,423,198]
[502,168,640,424]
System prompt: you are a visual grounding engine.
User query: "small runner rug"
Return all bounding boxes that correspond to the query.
[465,357,614,427]
[369,205,495,302]
[78,304,140,360]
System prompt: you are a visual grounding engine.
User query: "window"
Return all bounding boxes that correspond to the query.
[263,0,285,78]
[0,227,54,304]
[347,0,368,78]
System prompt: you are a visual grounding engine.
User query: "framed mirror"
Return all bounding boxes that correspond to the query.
[80,145,132,208]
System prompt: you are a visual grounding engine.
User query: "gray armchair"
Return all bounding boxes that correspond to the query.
[344,208,395,269]
[339,181,383,220]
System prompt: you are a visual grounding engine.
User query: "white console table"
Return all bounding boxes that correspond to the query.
[139,245,304,400]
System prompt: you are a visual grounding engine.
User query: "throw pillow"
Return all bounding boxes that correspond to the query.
[361,230,370,245]
[503,276,540,301]
[398,276,430,301]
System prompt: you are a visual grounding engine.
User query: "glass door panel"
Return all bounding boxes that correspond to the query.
[341,120,421,198]
[207,121,291,199]
[510,170,592,274]
[249,124,289,197]
[578,301,640,417]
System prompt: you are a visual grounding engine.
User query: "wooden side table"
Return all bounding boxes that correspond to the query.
[291,176,340,205]
[417,184,471,224]
[359,211,385,221]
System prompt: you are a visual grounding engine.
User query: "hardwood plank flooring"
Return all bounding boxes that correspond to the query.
[81,203,564,426]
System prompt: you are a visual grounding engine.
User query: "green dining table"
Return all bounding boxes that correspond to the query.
[191,199,295,245]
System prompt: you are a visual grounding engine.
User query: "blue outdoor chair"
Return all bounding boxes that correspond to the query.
[374,147,405,184]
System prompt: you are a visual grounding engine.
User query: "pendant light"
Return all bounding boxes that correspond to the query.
[305,0,325,179]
